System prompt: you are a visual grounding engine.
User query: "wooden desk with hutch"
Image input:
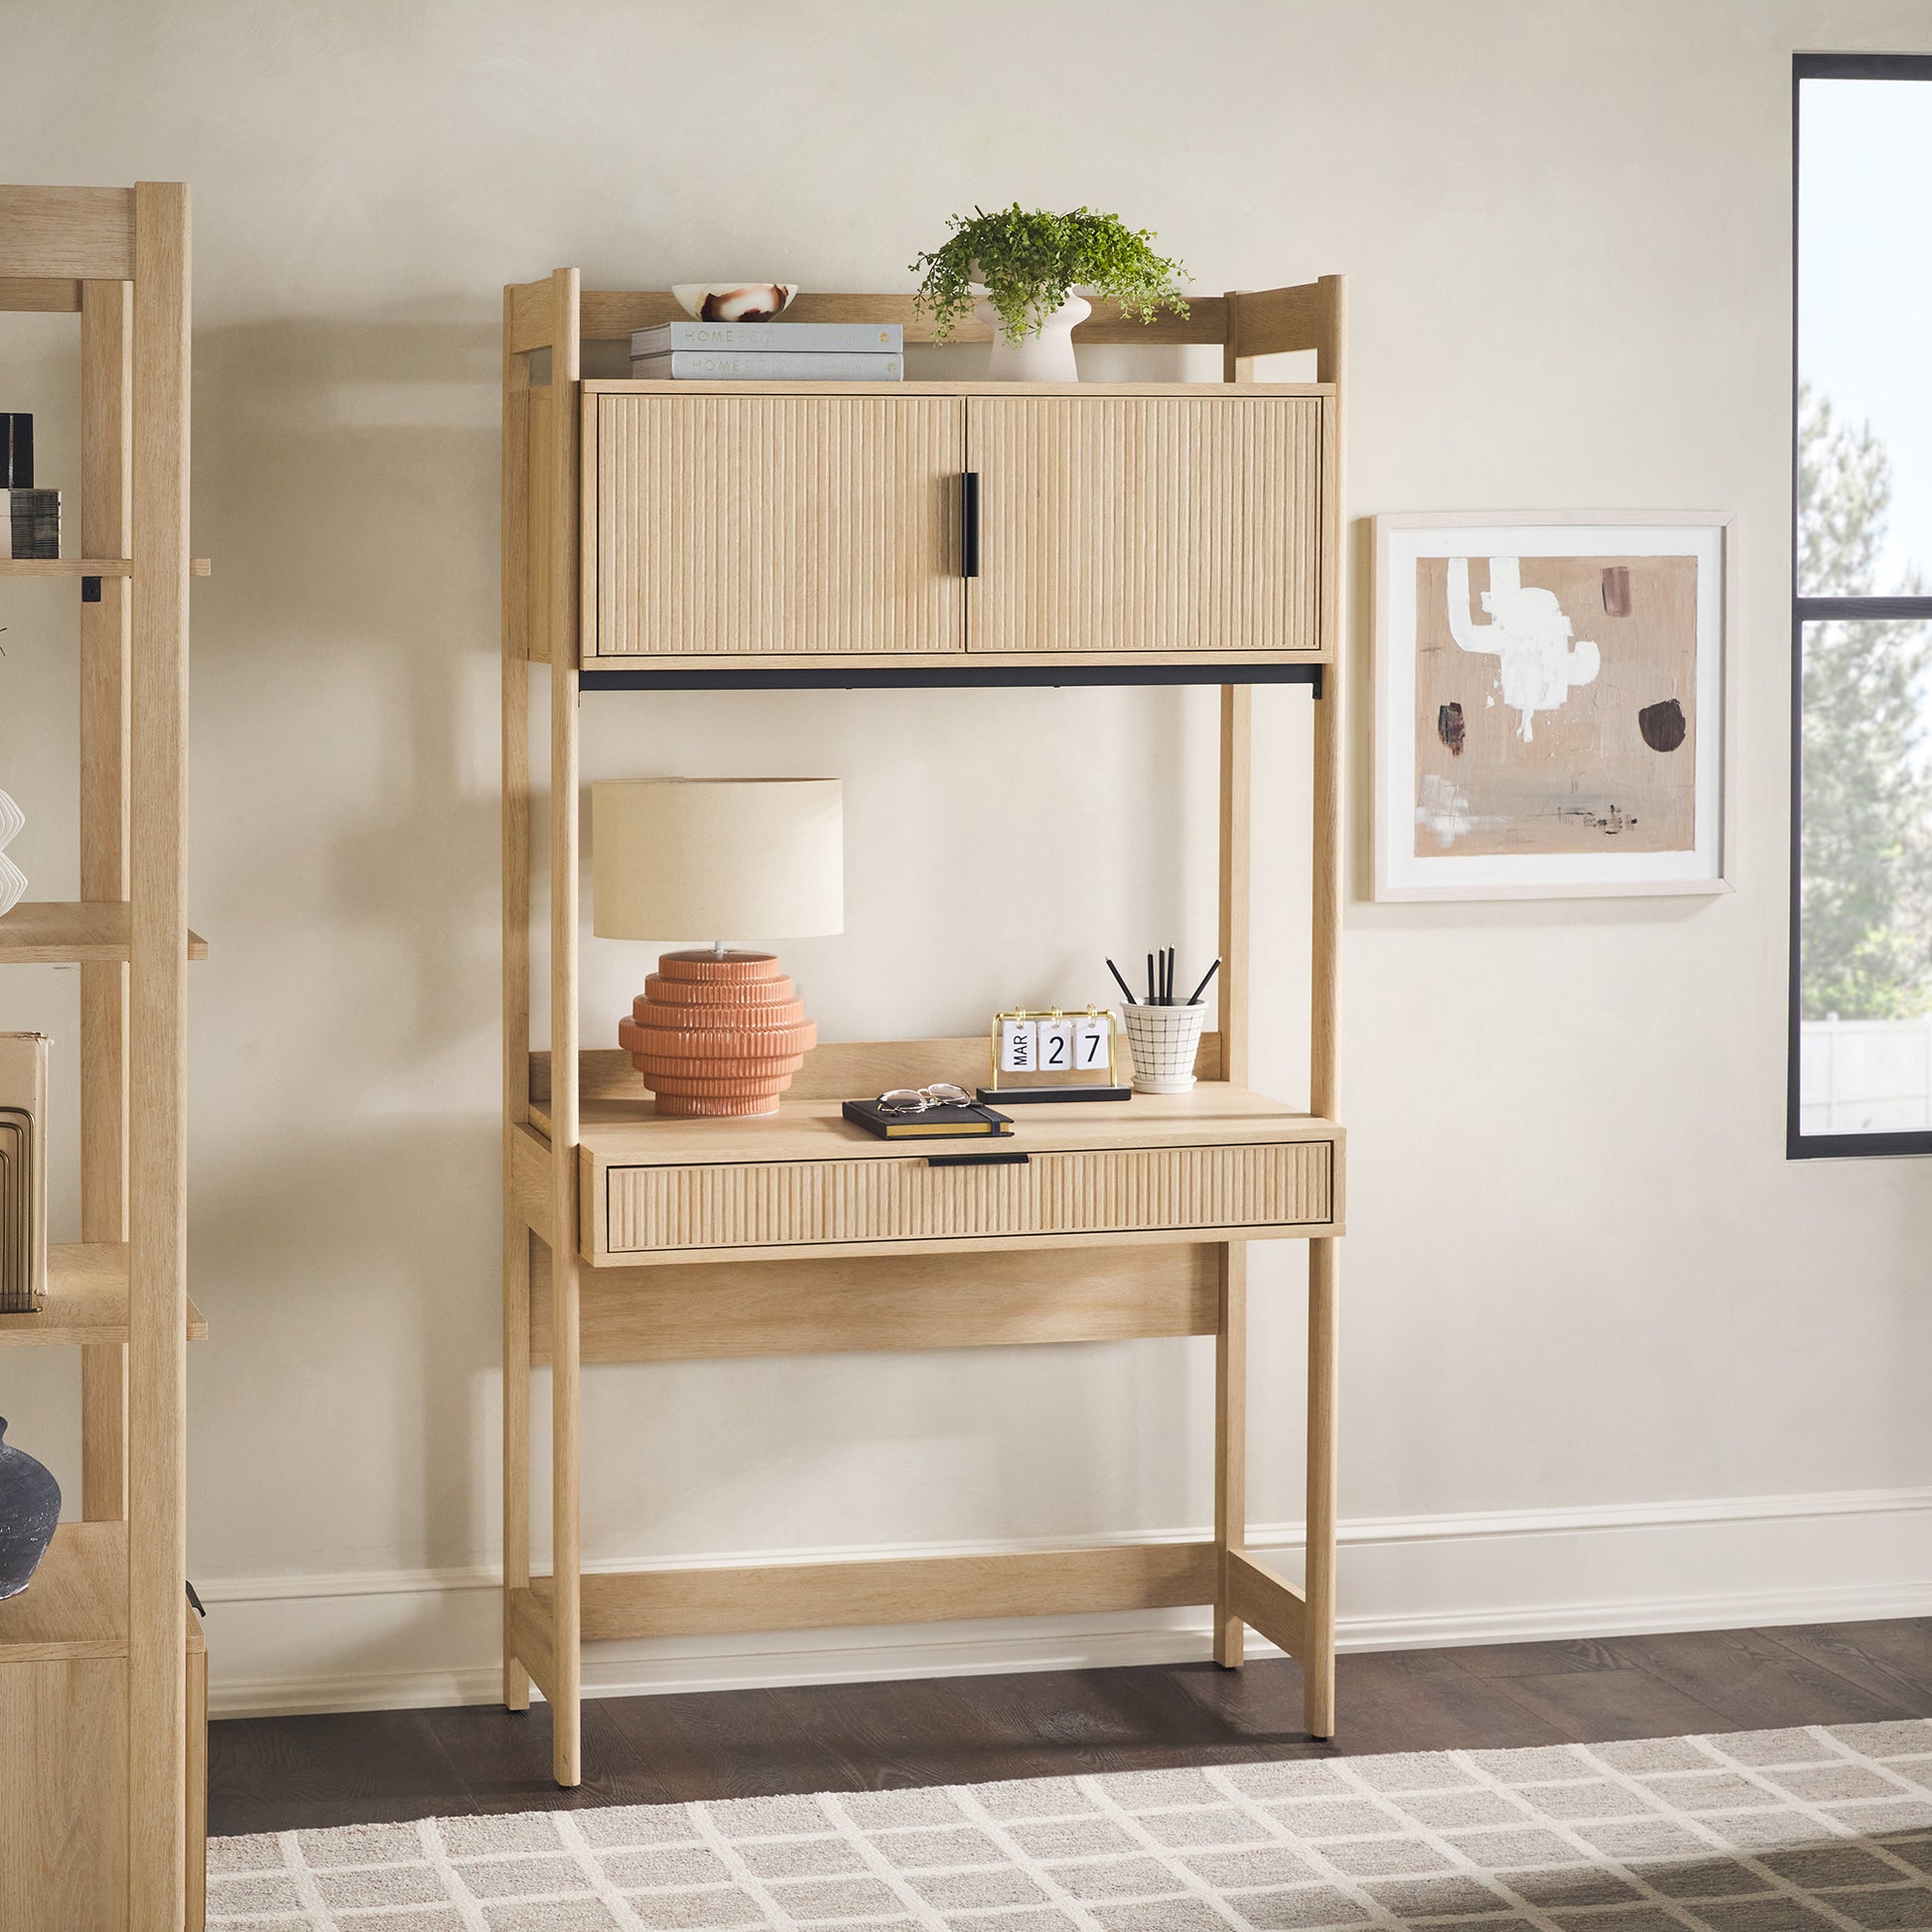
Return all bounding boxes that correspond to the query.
[501,272,1346,1787]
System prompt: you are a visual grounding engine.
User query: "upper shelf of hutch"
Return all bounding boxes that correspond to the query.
[509,283,1340,353]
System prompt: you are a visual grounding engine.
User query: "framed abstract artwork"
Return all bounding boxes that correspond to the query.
[1372,511,1735,900]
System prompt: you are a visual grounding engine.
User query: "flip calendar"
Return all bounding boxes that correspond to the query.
[981,1008,1129,1103]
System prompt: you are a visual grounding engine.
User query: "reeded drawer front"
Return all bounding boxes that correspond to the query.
[606,1141,1333,1254]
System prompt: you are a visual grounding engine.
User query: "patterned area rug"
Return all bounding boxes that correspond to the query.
[208,1720,1932,1932]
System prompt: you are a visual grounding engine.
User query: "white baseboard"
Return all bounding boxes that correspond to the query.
[198,1485,1932,1719]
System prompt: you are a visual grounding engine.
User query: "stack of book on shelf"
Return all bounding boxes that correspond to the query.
[629,320,903,383]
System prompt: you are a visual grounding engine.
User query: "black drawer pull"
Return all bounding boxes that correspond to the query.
[925,1148,1029,1168]
[960,471,980,578]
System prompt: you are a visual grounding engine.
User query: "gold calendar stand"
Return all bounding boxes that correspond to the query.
[981,1007,1129,1103]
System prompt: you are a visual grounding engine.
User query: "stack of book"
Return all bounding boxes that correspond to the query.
[629,320,903,384]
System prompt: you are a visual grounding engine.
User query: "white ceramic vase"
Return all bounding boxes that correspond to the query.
[0,791,24,917]
[974,292,1090,382]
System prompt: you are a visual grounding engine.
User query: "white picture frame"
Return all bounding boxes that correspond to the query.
[1371,510,1736,901]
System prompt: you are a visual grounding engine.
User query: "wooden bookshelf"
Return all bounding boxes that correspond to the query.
[0,181,205,1932]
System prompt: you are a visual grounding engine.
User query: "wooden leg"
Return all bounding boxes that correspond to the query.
[185,1633,207,1932]
[542,266,584,1791]
[1303,1237,1338,1737]
[128,179,192,1932]
[78,277,132,1529]
[502,1218,531,1713]
[550,1229,582,1785]
[1212,1241,1248,1667]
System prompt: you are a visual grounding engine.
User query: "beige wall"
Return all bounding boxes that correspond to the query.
[4,0,1931,1713]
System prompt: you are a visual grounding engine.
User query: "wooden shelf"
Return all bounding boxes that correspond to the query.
[0,176,207,1925]
[513,285,1238,352]
[0,558,210,578]
[0,1522,125,1662]
[0,1244,207,1347]
[0,902,208,963]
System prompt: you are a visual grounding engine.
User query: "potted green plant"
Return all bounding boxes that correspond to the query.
[910,205,1189,382]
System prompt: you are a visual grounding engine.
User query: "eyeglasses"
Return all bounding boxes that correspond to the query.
[876,1083,976,1115]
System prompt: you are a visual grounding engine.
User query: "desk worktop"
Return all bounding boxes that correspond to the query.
[538,1082,1339,1168]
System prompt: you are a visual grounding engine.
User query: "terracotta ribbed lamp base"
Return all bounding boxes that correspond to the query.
[617,949,816,1118]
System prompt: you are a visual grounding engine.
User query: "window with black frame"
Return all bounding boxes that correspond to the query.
[1791,55,1932,1157]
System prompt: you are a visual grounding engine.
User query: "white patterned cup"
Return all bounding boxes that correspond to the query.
[1121,1002,1207,1094]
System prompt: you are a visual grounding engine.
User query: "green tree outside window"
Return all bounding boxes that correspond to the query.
[1799,380,1932,1021]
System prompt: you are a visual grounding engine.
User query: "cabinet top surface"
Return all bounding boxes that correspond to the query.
[584,379,1334,401]
[576,1083,1337,1169]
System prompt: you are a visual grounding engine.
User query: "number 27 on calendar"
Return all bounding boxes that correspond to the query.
[995,1010,1115,1081]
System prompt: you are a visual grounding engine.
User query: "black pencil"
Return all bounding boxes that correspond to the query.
[1167,946,1176,1005]
[1147,953,1156,1005]
[1105,957,1138,1006]
[1186,957,1221,1006]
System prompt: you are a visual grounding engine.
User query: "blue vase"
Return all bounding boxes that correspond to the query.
[0,1418,61,1600]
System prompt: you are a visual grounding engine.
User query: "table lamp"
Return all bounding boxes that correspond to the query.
[592,778,843,1118]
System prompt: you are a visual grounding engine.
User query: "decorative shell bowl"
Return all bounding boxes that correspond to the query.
[671,282,798,323]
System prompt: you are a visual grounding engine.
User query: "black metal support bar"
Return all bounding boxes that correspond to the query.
[580,661,1325,693]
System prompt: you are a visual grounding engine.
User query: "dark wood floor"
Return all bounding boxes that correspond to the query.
[208,1616,1932,1837]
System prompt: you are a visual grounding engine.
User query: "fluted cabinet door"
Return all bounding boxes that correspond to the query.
[968,394,1325,657]
[593,392,966,658]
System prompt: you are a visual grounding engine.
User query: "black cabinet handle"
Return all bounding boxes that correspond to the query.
[960,471,980,578]
[925,1148,1028,1168]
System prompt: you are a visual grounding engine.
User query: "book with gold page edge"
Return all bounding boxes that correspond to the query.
[842,1098,1015,1141]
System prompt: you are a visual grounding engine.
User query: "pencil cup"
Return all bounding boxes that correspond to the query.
[1121,1002,1207,1094]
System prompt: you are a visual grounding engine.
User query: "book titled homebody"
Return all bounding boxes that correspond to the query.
[629,320,902,356]
[841,1098,1014,1141]
[630,350,904,382]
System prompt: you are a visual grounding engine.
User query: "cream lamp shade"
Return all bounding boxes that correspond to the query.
[592,778,843,943]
